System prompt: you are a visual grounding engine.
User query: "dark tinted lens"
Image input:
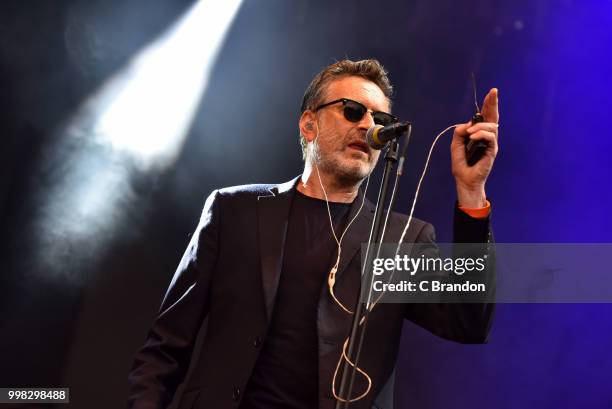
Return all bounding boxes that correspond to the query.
[373,112,397,127]
[343,100,366,122]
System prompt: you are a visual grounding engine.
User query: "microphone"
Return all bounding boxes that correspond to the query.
[366,122,411,150]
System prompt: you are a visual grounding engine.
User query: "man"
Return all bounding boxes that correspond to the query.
[128,59,498,409]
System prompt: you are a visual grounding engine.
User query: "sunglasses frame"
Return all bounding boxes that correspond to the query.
[313,98,398,127]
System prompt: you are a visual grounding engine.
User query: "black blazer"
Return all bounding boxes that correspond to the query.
[128,176,494,409]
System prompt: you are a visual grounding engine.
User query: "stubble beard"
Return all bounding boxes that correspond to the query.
[311,138,375,188]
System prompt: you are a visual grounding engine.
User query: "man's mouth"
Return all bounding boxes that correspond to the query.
[347,141,370,155]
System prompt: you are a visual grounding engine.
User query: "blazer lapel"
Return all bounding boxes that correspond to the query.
[257,177,298,322]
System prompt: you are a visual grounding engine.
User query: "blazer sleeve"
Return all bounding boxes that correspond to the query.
[128,190,221,409]
[404,204,495,344]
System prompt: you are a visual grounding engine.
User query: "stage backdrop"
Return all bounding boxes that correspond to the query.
[1,0,611,408]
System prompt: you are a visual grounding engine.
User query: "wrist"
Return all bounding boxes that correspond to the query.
[456,184,487,208]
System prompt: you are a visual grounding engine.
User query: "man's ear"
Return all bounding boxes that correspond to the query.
[299,110,317,142]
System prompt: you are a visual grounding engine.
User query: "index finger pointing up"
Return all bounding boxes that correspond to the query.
[481,88,499,124]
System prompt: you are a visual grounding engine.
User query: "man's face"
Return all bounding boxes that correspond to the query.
[309,76,390,186]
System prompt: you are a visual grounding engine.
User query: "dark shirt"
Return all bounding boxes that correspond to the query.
[239,190,351,409]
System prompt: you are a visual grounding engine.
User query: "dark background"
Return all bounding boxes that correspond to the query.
[1,0,611,408]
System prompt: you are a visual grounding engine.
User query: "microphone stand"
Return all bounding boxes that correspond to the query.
[335,124,412,409]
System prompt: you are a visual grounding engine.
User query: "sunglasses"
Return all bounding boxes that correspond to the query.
[314,98,398,127]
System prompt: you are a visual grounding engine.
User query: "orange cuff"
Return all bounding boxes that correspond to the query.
[458,200,491,219]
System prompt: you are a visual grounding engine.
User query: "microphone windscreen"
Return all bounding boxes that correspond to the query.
[366,125,386,150]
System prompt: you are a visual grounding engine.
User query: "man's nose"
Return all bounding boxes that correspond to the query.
[357,111,376,131]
